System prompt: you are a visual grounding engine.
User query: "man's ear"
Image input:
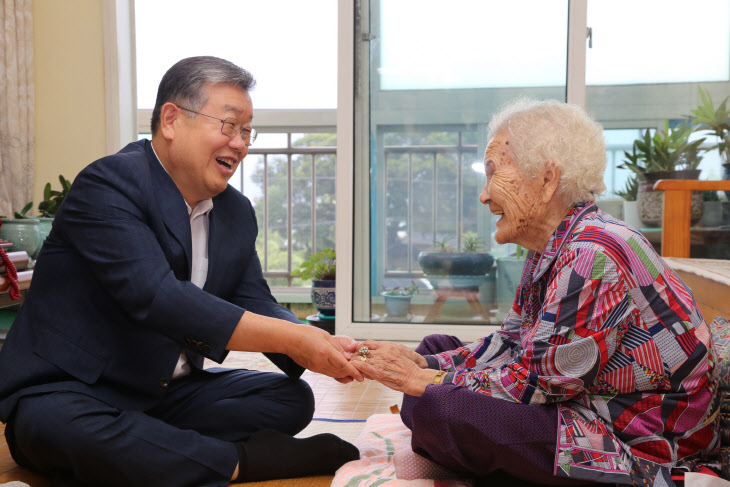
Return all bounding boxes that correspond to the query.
[159,103,179,141]
[541,160,561,204]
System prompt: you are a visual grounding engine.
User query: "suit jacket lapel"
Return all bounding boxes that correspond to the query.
[204,204,228,294]
[145,141,193,275]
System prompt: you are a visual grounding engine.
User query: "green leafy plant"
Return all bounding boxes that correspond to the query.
[38,175,71,218]
[689,86,730,164]
[619,121,705,175]
[615,176,639,202]
[381,281,419,297]
[432,235,455,252]
[12,202,34,219]
[704,190,721,202]
[515,245,528,259]
[291,247,336,281]
[462,231,486,252]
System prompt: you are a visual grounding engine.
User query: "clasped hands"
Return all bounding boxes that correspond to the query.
[292,326,439,395]
[342,339,441,396]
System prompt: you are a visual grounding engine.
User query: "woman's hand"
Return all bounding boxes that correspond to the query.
[352,340,429,368]
[350,340,439,396]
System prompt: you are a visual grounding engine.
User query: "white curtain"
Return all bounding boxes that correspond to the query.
[0,0,34,218]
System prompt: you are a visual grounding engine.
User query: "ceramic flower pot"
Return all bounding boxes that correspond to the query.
[496,257,525,317]
[637,170,704,228]
[381,293,413,317]
[311,279,336,317]
[0,218,41,258]
[37,217,54,254]
[417,251,494,276]
[622,200,642,229]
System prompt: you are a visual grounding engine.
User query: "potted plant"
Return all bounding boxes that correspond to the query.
[380,281,419,318]
[417,232,494,284]
[291,247,336,318]
[690,86,730,200]
[0,202,41,258]
[615,175,641,228]
[700,190,723,228]
[37,175,71,244]
[619,121,705,227]
[495,244,528,320]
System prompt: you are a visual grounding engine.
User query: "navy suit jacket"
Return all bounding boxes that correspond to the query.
[0,139,303,421]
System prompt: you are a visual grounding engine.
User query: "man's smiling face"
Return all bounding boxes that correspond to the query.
[167,83,253,206]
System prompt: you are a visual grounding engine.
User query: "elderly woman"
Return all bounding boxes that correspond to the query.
[353,99,719,486]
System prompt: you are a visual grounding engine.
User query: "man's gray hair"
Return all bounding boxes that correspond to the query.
[150,56,256,135]
[487,98,607,205]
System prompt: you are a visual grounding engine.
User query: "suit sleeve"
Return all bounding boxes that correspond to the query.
[226,203,305,378]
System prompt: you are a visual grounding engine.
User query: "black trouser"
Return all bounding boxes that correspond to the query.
[7,367,314,487]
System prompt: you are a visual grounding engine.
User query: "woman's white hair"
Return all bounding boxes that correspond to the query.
[487,98,607,205]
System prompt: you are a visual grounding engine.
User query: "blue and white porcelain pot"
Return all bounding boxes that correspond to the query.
[311,279,336,317]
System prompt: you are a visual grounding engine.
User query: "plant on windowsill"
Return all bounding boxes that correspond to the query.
[618,121,706,227]
[292,247,336,318]
[36,175,72,249]
[689,86,730,200]
[38,175,71,218]
[380,281,419,318]
[417,232,495,289]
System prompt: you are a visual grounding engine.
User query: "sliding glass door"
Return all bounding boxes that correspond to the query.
[340,0,574,340]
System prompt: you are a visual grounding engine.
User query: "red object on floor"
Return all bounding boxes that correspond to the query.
[0,247,20,300]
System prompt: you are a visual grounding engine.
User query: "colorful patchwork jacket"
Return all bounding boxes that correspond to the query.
[428,203,719,486]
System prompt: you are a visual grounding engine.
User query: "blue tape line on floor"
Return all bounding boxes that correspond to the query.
[312,418,367,423]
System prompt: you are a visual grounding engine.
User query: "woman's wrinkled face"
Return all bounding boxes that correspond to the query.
[479,130,543,246]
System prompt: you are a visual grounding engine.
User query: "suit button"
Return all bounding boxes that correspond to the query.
[202,345,212,353]
[159,378,170,388]
[184,338,193,346]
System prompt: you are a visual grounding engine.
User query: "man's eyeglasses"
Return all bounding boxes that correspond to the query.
[175,105,257,146]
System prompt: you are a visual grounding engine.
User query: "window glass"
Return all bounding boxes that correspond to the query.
[586,0,729,85]
[134,0,337,109]
[379,1,568,90]
[586,0,730,259]
[354,1,570,324]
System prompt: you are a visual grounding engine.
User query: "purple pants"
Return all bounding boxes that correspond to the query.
[401,334,590,486]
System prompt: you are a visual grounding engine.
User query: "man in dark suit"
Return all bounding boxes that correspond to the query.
[0,56,362,486]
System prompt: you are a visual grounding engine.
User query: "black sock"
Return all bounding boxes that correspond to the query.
[236,429,360,481]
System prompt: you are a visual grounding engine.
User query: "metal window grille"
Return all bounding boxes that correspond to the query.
[243,133,336,287]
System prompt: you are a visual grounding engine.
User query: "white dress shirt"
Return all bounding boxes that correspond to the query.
[151,143,213,378]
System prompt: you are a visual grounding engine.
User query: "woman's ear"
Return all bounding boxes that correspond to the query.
[541,160,561,204]
[159,103,179,141]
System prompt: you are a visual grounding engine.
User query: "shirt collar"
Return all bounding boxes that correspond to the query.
[532,202,596,281]
[150,141,214,218]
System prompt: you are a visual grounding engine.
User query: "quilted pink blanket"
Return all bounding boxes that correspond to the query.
[332,414,472,487]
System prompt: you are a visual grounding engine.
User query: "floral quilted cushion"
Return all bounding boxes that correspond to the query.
[711,317,730,449]
[712,317,730,390]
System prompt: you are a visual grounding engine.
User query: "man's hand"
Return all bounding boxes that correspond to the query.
[330,335,360,383]
[285,325,364,382]
[227,312,363,382]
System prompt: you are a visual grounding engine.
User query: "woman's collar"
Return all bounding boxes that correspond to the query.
[531,202,597,282]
